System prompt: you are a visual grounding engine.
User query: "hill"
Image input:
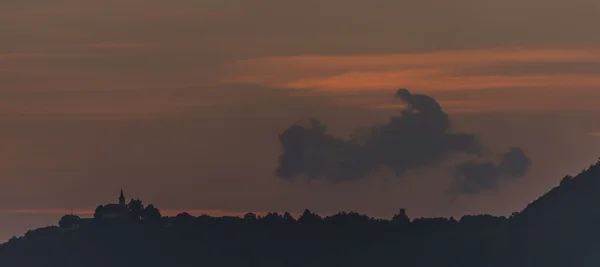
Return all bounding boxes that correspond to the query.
[496,159,600,267]
[1,160,600,267]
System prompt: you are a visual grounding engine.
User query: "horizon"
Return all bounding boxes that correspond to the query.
[2,156,597,243]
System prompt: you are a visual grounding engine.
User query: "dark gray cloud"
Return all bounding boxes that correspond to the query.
[450,147,532,195]
[276,119,373,182]
[497,147,533,178]
[275,89,485,182]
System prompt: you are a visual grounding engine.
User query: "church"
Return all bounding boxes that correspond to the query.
[96,189,130,220]
[59,189,130,230]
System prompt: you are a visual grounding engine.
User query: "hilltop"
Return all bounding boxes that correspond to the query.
[2,159,600,267]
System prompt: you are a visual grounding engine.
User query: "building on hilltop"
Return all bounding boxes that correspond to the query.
[98,189,129,220]
[59,189,131,230]
[94,189,130,221]
[58,215,93,231]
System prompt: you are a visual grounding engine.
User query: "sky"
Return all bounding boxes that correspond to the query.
[1,0,600,241]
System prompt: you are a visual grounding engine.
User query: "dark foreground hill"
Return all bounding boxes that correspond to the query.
[2,160,600,267]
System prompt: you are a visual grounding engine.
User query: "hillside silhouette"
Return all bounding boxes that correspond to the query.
[1,159,600,267]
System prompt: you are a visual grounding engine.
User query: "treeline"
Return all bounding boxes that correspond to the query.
[1,208,511,267]
[3,160,600,267]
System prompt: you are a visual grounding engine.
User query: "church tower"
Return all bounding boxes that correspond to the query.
[119,188,126,206]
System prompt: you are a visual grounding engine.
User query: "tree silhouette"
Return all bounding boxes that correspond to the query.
[173,212,194,226]
[298,209,322,225]
[560,175,573,186]
[127,199,144,221]
[392,208,411,226]
[283,212,295,222]
[93,205,104,221]
[142,204,162,225]
[243,213,257,221]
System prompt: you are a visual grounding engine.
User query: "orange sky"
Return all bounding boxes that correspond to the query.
[222,47,600,112]
[1,0,600,242]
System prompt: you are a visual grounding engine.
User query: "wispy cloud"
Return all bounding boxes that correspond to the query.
[224,47,600,93]
[325,95,486,113]
[234,48,600,70]
[0,88,223,121]
[0,5,68,18]
[85,42,150,49]
[0,52,45,60]
[221,47,600,112]
[281,72,600,92]
[589,132,600,137]
[0,52,96,61]
[134,10,235,20]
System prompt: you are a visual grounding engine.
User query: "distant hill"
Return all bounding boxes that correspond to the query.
[2,160,600,267]
[497,159,600,267]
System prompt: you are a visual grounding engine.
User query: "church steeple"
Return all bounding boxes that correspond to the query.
[119,188,126,206]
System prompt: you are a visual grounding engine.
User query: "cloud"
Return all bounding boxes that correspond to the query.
[0,86,235,121]
[233,48,600,70]
[276,119,375,181]
[450,147,532,195]
[280,72,600,92]
[275,89,485,182]
[0,53,46,60]
[222,48,600,113]
[85,42,150,49]
[589,132,600,137]
[371,99,485,114]
[0,7,67,17]
[318,93,490,114]
[223,48,600,97]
